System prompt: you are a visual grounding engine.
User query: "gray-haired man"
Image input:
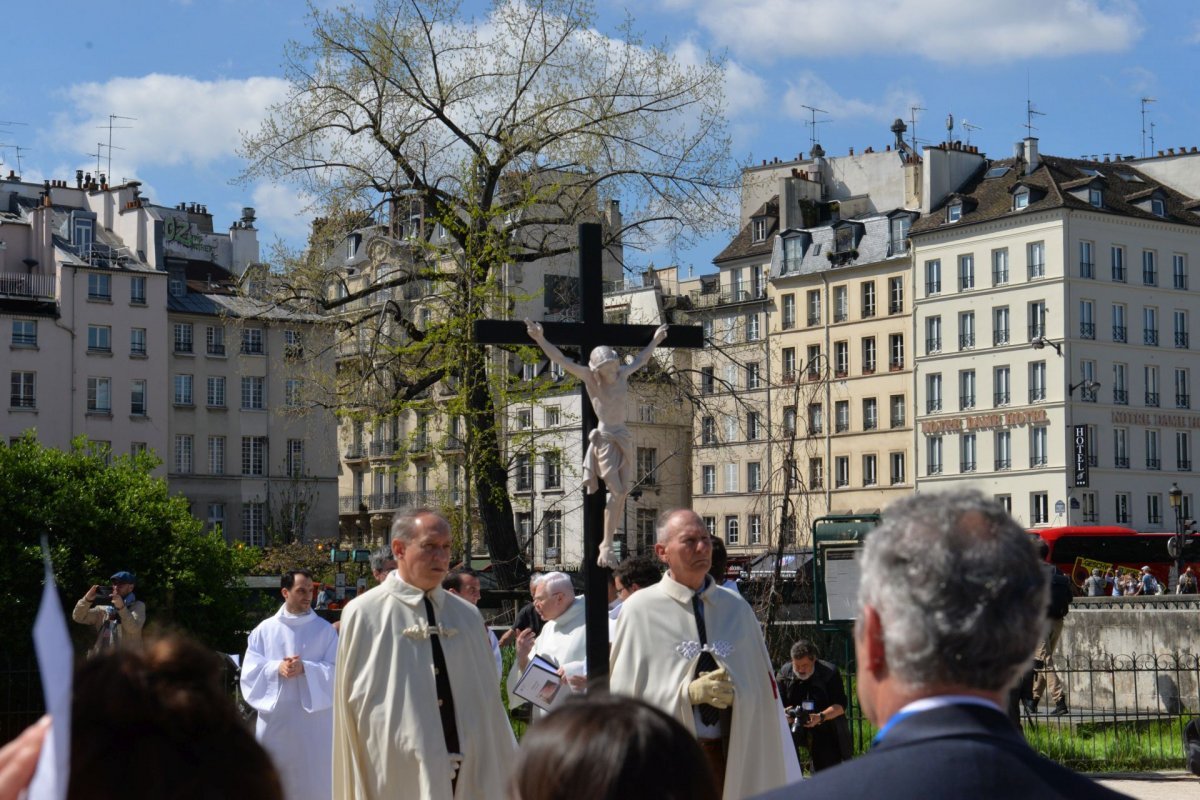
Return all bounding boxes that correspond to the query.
[754,491,1128,799]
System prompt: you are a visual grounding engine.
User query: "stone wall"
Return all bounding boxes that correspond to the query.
[1055,596,1200,713]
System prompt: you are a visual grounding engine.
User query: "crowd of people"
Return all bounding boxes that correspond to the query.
[1082,564,1198,596]
[3,492,1137,799]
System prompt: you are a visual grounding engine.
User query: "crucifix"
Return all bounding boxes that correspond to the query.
[474,222,703,681]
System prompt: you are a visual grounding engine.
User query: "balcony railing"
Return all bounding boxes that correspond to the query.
[925,338,941,355]
[995,458,1011,471]
[993,330,1010,346]
[343,444,366,459]
[1031,455,1048,467]
[994,391,1010,406]
[960,395,976,410]
[1144,329,1159,346]
[961,460,976,472]
[1146,392,1160,407]
[1113,325,1127,343]
[0,272,56,300]
[1113,389,1129,405]
[959,333,975,350]
[1080,322,1095,340]
[364,490,442,511]
[1115,456,1130,468]
[1029,387,1047,403]
[1177,332,1190,349]
[1178,393,1191,409]
[1180,460,1192,472]
[1028,324,1046,340]
[1146,458,1161,470]
[369,441,401,457]
[926,399,942,413]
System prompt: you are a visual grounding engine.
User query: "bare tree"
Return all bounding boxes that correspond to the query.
[239,0,735,588]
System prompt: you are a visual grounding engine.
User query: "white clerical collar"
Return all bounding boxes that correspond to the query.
[553,596,586,629]
[387,571,446,610]
[659,572,712,604]
[278,606,317,625]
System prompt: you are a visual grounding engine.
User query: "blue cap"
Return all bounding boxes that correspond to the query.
[110,571,136,584]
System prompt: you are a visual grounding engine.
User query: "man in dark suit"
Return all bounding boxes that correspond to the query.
[754,491,1128,800]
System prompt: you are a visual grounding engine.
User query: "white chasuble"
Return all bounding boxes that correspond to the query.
[333,575,515,800]
[609,575,800,799]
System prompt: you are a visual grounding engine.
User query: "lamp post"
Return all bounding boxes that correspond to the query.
[1169,483,1185,587]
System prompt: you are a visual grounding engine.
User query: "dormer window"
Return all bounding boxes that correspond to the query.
[347,233,362,259]
[947,202,963,223]
[1089,188,1103,208]
[1152,198,1166,217]
[834,226,855,253]
[1014,190,1030,210]
[751,217,768,243]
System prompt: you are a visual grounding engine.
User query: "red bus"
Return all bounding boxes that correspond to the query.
[1030,526,1197,588]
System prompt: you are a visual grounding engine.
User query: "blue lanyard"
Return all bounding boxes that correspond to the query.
[870,708,919,748]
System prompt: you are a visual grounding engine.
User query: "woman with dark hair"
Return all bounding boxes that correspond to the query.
[509,695,718,800]
[67,635,283,800]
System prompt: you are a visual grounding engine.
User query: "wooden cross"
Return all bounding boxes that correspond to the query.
[474,222,703,681]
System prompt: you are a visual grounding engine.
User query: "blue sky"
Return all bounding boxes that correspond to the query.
[4,0,1197,275]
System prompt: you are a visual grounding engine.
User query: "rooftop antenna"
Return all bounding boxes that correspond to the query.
[909,104,926,153]
[945,112,954,144]
[0,143,29,174]
[1140,97,1155,158]
[962,120,982,146]
[799,104,829,151]
[1024,98,1045,136]
[96,114,135,179]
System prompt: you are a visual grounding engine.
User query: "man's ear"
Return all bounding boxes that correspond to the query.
[859,605,887,674]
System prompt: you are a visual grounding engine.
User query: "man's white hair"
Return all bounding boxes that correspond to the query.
[538,571,574,598]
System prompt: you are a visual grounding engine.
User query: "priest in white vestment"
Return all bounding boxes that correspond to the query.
[242,569,339,800]
[506,571,587,717]
[333,509,516,800]
[610,509,800,799]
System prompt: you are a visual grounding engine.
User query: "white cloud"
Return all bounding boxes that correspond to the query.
[51,74,290,176]
[781,71,922,129]
[677,0,1142,65]
[246,182,317,244]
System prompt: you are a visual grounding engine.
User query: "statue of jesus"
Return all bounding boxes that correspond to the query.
[525,319,669,567]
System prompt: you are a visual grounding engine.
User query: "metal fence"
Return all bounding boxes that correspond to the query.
[764,622,1197,772]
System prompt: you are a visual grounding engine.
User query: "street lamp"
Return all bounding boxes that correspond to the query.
[1069,379,1101,397]
[1031,335,1063,357]
[1169,483,1185,587]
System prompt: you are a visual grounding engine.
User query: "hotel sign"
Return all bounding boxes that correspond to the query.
[1073,424,1089,487]
[921,408,1048,435]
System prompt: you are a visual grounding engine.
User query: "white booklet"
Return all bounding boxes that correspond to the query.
[512,654,566,711]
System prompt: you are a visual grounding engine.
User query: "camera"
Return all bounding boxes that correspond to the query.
[92,587,113,603]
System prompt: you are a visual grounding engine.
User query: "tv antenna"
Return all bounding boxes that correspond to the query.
[909,104,926,152]
[1141,98,1156,158]
[962,120,982,146]
[96,114,136,178]
[799,104,829,151]
[1024,98,1045,135]
[0,143,30,174]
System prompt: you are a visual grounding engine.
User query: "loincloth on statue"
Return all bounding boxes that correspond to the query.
[583,426,633,495]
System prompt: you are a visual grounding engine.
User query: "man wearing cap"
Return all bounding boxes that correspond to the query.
[526,318,668,567]
[72,571,145,656]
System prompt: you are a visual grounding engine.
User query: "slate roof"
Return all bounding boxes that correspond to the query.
[770,211,912,280]
[713,197,779,264]
[911,154,1200,236]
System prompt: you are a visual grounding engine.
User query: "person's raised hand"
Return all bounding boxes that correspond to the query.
[0,715,49,800]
